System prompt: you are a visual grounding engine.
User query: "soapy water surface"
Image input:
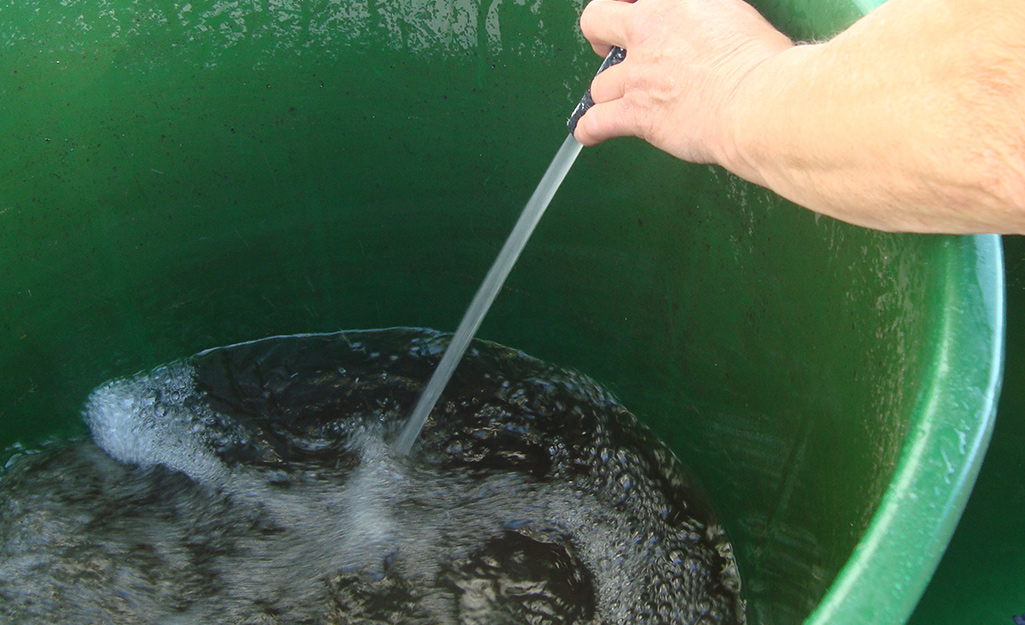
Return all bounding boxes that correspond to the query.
[0,328,746,624]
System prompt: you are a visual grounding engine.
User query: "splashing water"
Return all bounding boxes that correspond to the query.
[0,329,746,625]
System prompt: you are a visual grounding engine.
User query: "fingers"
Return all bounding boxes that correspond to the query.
[573,54,632,144]
[588,63,627,105]
[573,98,637,146]
[579,0,634,56]
[574,0,641,144]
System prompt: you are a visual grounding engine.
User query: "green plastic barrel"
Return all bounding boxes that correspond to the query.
[0,0,1003,623]
[909,234,1024,624]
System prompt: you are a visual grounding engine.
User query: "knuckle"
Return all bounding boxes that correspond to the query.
[578,1,601,37]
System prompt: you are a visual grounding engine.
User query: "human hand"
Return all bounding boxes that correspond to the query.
[575,0,793,168]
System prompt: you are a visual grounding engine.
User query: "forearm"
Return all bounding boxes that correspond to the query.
[719,0,1025,233]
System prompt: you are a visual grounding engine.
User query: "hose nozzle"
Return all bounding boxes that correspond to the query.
[567,46,627,135]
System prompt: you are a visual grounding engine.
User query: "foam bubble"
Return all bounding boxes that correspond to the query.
[85,361,232,486]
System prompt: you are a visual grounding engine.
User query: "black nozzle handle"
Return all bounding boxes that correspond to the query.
[567,46,627,135]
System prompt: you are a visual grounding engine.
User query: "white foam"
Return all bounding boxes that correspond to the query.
[84,361,231,486]
[66,335,742,624]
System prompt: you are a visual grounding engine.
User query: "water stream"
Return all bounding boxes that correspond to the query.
[392,134,584,455]
[393,46,625,455]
